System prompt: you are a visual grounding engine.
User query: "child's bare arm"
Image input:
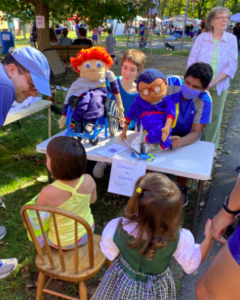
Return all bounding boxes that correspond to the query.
[89,176,97,204]
[121,123,129,140]
[200,219,214,263]
[37,186,54,206]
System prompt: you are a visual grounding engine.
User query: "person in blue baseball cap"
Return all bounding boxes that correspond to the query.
[0,46,51,128]
[0,46,51,279]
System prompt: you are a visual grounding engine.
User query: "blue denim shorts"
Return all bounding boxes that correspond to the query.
[228,224,240,264]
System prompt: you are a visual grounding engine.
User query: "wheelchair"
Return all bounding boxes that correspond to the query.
[64,93,120,146]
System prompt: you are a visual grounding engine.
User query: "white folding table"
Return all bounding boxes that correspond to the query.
[36,130,215,232]
[4,100,52,138]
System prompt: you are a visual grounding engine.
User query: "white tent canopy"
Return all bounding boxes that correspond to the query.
[133,15,146,21]
[166,14,198,24]
[156,17,162,23]
[194,18,202,24]
[231,13,240,23]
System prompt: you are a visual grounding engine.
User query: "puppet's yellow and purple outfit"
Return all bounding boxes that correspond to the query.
[125,95,175,149]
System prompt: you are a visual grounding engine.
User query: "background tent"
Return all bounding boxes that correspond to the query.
[166,14,197,26]
[231,13,240,23]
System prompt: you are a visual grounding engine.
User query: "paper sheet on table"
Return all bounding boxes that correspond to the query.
[7,97,42,117]
[97,143,128,157]
[108,158,147,196]
[13,97,42,107]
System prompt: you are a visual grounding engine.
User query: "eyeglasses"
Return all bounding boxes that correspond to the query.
[16,65,38,92]
[215,16,230,21]
[139,81,165,96]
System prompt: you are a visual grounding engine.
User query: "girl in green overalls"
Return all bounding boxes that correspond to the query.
[95,173,214,300]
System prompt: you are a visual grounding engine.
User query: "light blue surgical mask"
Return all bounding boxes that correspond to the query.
[181,82,203,100]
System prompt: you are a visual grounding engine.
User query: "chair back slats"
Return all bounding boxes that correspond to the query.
[74,221,79,274]
[21,204,95,272]
[22,211,45,265]
[52,213,66,272]
[36,211,55,269]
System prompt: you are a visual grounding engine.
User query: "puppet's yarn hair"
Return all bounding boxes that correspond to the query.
[137,69,166,89]
[70,47,114,73]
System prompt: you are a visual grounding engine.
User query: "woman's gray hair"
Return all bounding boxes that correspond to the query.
[205,6,230,32]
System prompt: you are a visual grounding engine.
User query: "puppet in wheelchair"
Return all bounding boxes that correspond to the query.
[58,47,124,145]
[121,68,176,154]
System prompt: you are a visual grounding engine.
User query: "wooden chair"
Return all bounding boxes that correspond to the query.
[21,204,110,300]
[43,49,71,85]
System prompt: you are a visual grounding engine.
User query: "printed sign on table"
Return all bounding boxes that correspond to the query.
[108,158,146,197]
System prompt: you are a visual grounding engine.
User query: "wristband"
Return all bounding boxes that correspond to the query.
[125,121,130,125]
[222,196,240,215]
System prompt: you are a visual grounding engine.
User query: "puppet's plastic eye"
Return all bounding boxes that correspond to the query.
[143,89,149,96]
[85,62,90,69]
[96,61,102,68]
[155,87,161,93]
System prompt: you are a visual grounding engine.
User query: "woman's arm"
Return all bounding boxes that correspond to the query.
[212,177,240,243]
[208,73,228,89]
[187,35,200,70]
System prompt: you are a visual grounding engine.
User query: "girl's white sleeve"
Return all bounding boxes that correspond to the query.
[173,228,202,274]
[100,217,121,261]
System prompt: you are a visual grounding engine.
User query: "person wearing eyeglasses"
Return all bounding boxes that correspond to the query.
[0,46,51,279]
[187,7,238,152]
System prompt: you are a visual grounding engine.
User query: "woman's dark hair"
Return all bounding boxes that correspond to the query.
[61,28,68,38]
[184,62,213,89]
[1,52,29,74]
[123,173,183,260]
[49,28,58,43]
[55,23,60,29]
[47,136,87,180]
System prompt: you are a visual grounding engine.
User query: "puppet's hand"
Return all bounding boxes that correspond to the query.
[58,116,66,129]
[161,125,170,142]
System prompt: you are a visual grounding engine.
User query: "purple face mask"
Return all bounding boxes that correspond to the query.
[181,82,203,100]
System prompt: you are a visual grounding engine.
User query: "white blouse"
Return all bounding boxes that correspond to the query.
[100,217,202,275]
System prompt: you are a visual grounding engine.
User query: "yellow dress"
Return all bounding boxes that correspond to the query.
[48,176,94,246]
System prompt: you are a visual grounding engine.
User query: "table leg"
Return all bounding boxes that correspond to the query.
[191,180,204,234]
[48,107,51,138]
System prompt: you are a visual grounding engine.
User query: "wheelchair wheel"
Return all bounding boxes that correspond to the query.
[108,100,119,136]
[89,137,99,146]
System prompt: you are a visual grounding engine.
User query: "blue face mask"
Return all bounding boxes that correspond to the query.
[181,82,203,100]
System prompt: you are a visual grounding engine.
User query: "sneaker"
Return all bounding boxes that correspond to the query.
[0,226,6,240]
[141,143,156,154]
[93,162,109,178]
[131,136,142,154]
[84,123,94,134]
[0,258,18,279]
[179,186,188,207]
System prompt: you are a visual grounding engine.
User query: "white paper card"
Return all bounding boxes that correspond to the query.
[97,144,128,157]
[108,158,146,196]
[36,16,45,29]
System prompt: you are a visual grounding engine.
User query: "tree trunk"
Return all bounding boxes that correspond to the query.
[35,2,50,52]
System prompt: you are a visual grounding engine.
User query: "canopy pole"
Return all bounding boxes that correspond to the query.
[181,0,190,50]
